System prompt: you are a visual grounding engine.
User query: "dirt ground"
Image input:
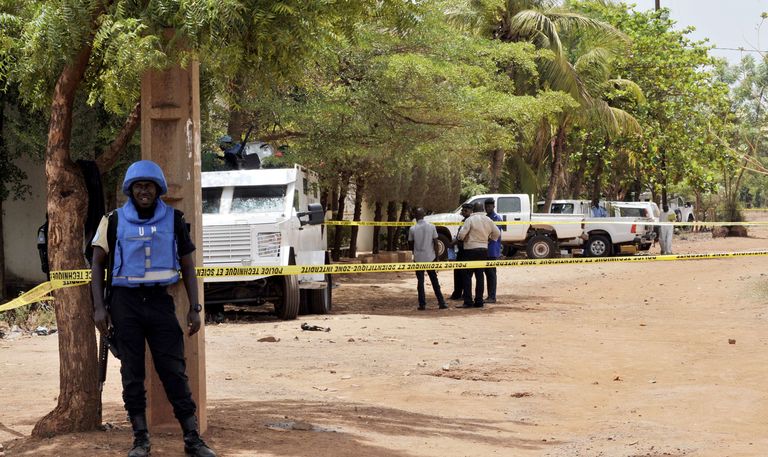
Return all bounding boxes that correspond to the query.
[2,223,768,457]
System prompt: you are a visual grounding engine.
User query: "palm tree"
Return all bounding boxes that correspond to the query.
[447,0,641,208]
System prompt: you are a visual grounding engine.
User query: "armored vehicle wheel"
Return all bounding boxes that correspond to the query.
[275,274,300,320]
[309,274,333,314]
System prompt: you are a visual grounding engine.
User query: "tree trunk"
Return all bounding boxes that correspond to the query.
[543,127,566,213]
[0,198,4,300]
[488,149,505,193]
[348,175,365,259]
[33,45,101,437]
[392,200,409,251]
[331,172,351,261]
[372,201,383,254]
[591,139,609,202]
[385,200,397,251]
[660,148,668,210]
[570,158,586,198]
[226,103,248,141]
[0,95,5,300]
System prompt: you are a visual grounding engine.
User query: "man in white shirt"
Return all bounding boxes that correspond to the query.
[659,204,675,254]
[456,203,501,308]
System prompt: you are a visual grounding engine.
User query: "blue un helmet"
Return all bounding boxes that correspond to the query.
[122,160,169,196]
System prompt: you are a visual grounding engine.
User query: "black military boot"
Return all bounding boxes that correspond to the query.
[128,414,151,457]
[180,415,217,457]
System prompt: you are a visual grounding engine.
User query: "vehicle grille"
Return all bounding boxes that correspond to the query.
[256,232,281,257]
[202,225,251,265]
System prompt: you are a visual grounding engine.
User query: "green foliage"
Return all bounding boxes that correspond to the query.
[568,0,734,201]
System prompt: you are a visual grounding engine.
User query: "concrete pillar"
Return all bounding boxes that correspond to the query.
[140,61,206,432]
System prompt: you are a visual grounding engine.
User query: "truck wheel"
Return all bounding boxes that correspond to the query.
[309,274,333,314]
[275,274,300,320]
[526,234,557,259]
[436,234,451,261]
[586,235,612,257]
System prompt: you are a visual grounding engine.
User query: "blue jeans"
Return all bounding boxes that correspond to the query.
[416,270,445,307]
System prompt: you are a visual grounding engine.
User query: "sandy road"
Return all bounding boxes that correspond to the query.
[2,228,768,456]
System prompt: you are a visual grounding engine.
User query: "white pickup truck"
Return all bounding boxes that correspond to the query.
[538,199,656,256]
[424,194,584,259]
[200,165,331,320]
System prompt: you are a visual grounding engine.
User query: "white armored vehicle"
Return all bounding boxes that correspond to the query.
[200,165,331,319]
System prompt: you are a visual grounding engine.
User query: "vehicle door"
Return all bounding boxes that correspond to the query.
[496,196,527,241]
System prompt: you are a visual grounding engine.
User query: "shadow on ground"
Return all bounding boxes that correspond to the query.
[4,399,558,456]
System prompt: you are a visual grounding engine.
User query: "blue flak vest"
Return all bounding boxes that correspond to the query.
[112,199,180,287]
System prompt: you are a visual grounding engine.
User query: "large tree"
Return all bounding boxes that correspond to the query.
[5,0,423,436]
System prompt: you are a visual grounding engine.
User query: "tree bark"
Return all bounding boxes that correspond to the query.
[348,175,365,259]
[33,45,102,437]
[372,201,383,254]
[226,107,248,141]
[331,172,351,261]
[0,198,4,300]
[488,149,505,193]
[385,200,398,251]
[591,138,609,202]
[543,127,566,212]
[0,95,5,300]
[660,149,668,210]
[95,101,141,173]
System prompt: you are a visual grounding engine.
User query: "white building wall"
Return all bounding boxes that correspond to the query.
[4,155,47,284]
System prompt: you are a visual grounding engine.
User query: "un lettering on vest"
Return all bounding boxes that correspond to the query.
[113,209,179,286]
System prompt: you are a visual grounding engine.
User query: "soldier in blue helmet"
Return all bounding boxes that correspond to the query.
[90,160,216,457]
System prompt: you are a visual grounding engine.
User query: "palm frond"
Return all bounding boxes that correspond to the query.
[539,53,590,103]
[546,10,629,45]
[592,103,642,139]
[574,46,613,90]
[508,9,562,55]
[606,78,646,104]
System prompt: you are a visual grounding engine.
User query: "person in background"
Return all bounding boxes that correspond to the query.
[91,160,216,457]
[408,207,447,310]
[590,198,607,217]
[484,199,503,304]
[456,202,501,308]
[659,204,675,255]
[449,204,472,300]
[218,135,243,170]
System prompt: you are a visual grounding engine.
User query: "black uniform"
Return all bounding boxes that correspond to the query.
[108,211,197,420]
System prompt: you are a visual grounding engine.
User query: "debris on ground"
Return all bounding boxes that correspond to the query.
[301,323,330,332]
[257,336,280,343]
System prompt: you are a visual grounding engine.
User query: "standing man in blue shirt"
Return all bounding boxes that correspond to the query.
[590,198,607,217]
[484,198,503,303]
[408,207,447,310]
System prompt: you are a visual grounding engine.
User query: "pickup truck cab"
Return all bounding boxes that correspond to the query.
[425,194,583,259]
[200,165,331,320]
[538,199,655,256]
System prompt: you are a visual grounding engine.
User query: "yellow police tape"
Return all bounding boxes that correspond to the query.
[324,220,768,227]
[2,249,767,313]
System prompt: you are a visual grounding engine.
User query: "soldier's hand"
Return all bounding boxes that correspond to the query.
[93,306,111,335]
[187,309,202,336]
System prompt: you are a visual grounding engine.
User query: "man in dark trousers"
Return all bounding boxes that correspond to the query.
[484,198,503,303]
[408,207,447,310]
[91,160,216,457]
[456,202,500,308]
[449,204,472,300]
